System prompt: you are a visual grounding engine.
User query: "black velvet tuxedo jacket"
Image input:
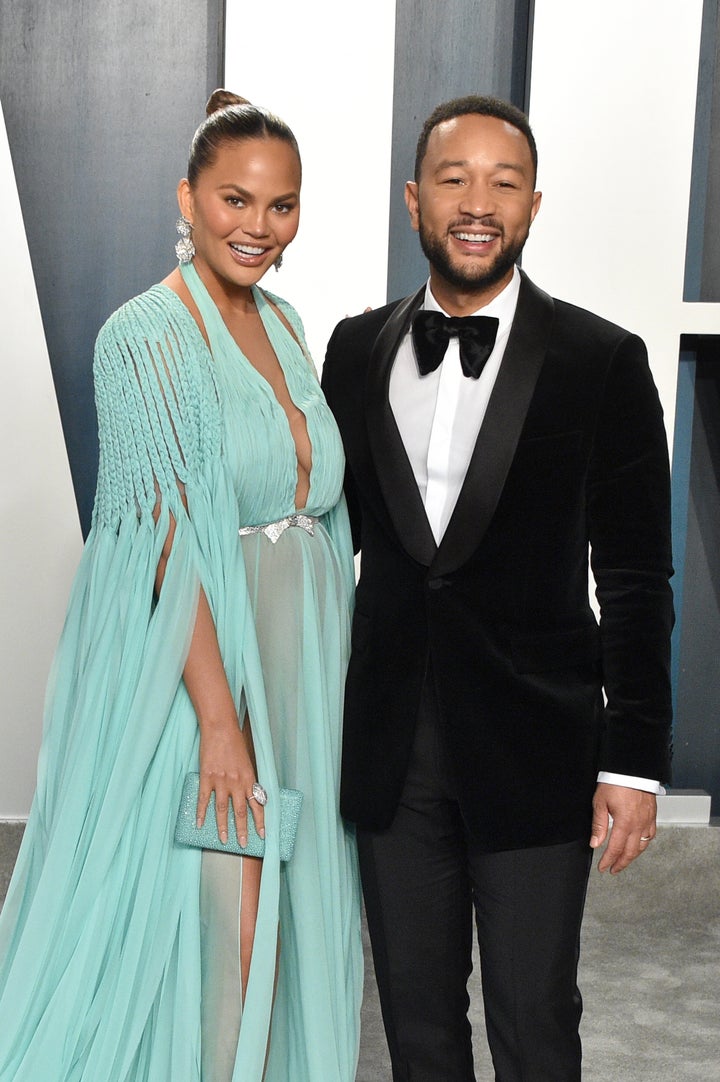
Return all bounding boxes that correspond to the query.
[322,271,673,852]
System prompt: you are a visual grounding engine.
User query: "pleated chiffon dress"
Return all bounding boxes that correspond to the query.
[0,261,363,1082]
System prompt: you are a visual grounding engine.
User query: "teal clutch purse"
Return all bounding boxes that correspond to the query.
[174,772,303,861]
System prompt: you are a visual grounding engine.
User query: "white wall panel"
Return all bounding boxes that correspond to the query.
[225,0,397,367]
[524,0,719,457]
[0,100,83,818]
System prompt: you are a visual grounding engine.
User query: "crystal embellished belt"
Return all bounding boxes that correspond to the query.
[238,514,318,544]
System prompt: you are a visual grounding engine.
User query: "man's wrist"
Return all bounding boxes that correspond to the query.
[596,771,664,795]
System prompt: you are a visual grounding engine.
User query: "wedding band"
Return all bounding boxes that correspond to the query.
[250,782,268,806]
[640,835,652,842]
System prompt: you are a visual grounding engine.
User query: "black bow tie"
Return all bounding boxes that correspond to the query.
[411,310,499,379]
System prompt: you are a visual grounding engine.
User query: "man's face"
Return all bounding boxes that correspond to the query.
[405,113,541,310]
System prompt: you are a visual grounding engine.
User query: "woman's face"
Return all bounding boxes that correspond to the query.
[179,136,301,292]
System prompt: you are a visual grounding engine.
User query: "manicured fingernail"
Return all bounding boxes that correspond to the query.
[220,830,228,844]
[259,828,266,839]
[239,835,247,848]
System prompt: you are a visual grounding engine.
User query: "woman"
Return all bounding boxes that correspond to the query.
[0,91,362,1082]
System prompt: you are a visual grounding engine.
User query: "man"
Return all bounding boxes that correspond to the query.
[322,96,673,1082]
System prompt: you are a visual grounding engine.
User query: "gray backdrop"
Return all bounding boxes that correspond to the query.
[0,0,225,534]
[674,344,720,803]
[685,0,720,302]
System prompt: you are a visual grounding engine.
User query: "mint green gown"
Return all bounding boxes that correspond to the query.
[0,263,363,1082]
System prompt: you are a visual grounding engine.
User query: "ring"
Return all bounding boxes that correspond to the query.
[640,835,652,842]
[250,782,268,806]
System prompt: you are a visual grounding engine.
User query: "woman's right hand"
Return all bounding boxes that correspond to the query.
[172,579,265,851]
[196,719,265,848]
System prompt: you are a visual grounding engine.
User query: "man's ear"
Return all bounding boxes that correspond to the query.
[529,189,542,226]
[404,181,420,233]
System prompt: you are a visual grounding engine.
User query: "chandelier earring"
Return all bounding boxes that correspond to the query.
[175,216,195,264]
[274,252,283,272]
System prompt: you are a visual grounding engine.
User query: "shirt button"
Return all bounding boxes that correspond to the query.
[427,577,449,590]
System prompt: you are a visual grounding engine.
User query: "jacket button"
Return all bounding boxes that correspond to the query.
[427,577,449,590]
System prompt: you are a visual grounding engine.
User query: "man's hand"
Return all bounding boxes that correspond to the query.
[590,782,657,874]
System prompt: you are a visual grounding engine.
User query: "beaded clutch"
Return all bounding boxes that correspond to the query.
[174,772,303,861]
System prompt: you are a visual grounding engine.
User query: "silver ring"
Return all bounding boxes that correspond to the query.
[640,835,652,842]
[250,782,268,806]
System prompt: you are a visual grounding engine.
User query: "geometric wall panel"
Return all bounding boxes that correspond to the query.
[0,1,224,816]
[685,0,720,301]
[0,100,83,818]
[672,340,720,810]
[0,0,225,534]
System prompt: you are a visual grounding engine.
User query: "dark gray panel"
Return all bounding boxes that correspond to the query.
[673,344,720,811]
[700,6,720,301]
[0,0,224,533]
[387,0,533,300]
[684,0,720,302]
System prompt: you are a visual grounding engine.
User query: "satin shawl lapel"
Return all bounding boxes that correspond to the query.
[432,274,555,576]
[366,286,437,567]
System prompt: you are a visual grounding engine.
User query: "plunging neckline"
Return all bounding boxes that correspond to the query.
[162,268,314,512]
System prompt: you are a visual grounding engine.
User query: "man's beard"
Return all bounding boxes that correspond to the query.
[417,214,527,293]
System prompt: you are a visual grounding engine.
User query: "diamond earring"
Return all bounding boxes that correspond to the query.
[274,253,283,272]
[175,216,195,264]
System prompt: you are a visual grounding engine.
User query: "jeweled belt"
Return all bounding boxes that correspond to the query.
[238,514,318,544]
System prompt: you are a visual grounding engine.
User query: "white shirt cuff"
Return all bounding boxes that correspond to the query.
[596,771,665,795]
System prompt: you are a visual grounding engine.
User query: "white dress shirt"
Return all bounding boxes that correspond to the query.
[388,267,661,796]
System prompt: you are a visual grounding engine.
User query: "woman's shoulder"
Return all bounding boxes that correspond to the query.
[96,283,198,351]
[93,283,220,441]
[94,283,216,396]
[93,282,222,503]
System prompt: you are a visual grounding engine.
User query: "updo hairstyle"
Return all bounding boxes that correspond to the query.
[187,89,301,186]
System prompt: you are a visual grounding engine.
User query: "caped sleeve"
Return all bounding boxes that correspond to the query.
[92,285,222,530]
[0,285,283,1081]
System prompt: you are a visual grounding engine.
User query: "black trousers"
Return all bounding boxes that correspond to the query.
[357,685,593,1082]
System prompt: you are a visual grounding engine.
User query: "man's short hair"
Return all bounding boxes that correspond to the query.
[414,95,538,183]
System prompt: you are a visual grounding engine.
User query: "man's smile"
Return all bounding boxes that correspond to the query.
[452,231,497,243]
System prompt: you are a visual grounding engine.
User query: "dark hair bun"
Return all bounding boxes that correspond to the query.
[187,90,300,186]
[205,89,251,117]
